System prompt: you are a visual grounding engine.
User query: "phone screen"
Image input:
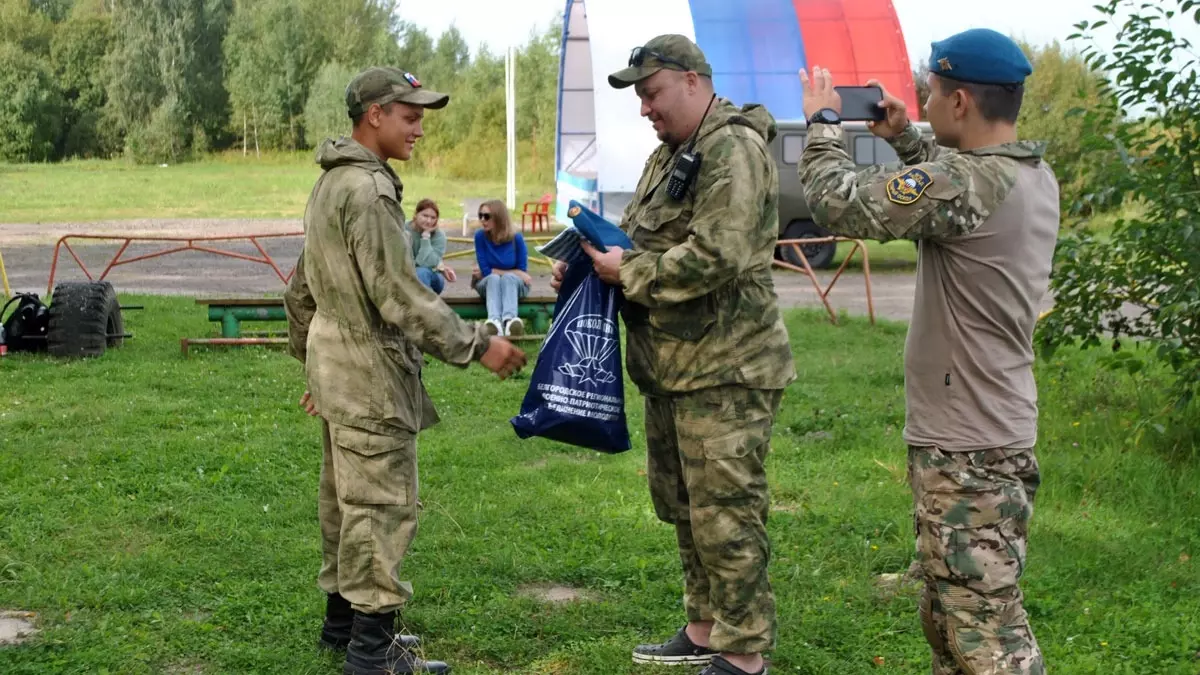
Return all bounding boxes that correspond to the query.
[835,86,886,122]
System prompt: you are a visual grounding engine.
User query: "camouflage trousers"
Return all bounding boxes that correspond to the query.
[318,420,420,614]
[908,445,1046,675]
[644,386,784,655]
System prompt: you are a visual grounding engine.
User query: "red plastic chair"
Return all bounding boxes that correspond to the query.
[520,193,553,232]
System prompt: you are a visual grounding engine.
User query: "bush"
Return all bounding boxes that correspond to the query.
[0,42,66,162]
[1037,0,1200,408]
[303,61,357,148]
[124,94,191,165]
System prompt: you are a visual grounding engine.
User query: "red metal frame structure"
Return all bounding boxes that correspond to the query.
[773,236,875,325]
[45,232,304,296]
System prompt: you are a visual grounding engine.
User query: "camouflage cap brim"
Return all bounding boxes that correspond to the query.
[608,65,663,89]
[388,88,450,110]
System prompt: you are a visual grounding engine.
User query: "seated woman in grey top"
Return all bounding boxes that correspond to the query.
[404,198,456,294]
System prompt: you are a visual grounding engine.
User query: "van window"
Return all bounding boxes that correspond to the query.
[782,134,806,164]
[853,136,874,164]
[875,138,899,163]
[853,135,902,165]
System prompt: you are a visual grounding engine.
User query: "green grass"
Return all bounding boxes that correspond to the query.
[0,155,926,271]
[0,153,556,223]
[1,299,1198,674]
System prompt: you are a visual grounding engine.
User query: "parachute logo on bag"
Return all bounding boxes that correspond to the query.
[510,200,634,454]
[559,313,618,385]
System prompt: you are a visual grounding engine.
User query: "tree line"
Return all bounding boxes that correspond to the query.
[0,0,560,180]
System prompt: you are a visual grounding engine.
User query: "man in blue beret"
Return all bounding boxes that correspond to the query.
[795,28,1055,675]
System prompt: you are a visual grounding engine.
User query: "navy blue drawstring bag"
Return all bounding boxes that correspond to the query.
[510,201,632,454]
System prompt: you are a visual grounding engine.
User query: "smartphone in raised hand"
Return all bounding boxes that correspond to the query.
[835,85,886,122]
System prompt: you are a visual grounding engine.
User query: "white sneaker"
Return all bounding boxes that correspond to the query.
[484,319,502,336]
[505,317,525,337]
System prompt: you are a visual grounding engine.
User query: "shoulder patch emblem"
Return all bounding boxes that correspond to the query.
[886,167,934,205]
[568,205,581,217]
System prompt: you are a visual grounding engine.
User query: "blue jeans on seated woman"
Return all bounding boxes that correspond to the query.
[476,273,528,322]
[416,267,445,294]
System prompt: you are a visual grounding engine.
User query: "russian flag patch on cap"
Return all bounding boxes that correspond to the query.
[403,72,421,88]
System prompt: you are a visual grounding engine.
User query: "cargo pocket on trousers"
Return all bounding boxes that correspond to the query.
[332,427,412,506]
[695,425,767,504]
[919,485,1027,591]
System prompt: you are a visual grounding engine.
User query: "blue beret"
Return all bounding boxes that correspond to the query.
[567,200,631,252]
[928,28,1032,85]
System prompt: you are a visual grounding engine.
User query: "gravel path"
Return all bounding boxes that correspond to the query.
[0,218,988,324]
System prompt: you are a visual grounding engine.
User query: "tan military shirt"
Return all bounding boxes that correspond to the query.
[799,122,1060,450]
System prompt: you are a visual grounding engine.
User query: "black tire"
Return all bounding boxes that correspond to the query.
[47,281,125,358]
[777,220,837,270]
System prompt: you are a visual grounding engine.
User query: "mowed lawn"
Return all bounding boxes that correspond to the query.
[0,153,557,224]
[1,297,1198,674]
[0,155,923,271]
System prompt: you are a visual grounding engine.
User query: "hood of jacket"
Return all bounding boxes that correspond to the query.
[315,137,402,192]
[693,97,778,146]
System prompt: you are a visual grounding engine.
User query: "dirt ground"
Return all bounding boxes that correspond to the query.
[0,218,1039,324]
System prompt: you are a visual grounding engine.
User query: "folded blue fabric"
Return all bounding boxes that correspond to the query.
[537,200,632,263]
[568,200,632,252]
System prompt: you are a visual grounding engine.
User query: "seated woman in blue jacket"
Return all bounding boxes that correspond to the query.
[472,199,531,336]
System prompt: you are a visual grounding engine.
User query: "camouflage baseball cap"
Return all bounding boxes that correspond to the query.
[608,34,712,89]
[345,67,449,117]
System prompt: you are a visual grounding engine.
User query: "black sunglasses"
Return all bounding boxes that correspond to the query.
[478,212,492,221]
[628,46,687,70]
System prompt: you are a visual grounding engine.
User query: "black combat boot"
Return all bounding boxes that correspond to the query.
[319,593,420,652]
[343,610,450,675]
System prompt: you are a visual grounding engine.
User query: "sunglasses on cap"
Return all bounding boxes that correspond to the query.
[628,46,687,70]
[478,212,492,221]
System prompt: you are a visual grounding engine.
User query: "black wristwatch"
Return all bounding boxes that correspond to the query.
[808,108,841,125]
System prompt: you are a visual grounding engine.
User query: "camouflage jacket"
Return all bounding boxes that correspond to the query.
[618,99,796,395]
[284,137,491,436]
[798,123,1060,451]
[797,122,1049,241]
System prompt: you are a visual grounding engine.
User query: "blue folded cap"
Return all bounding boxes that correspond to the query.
[567,200,632,253]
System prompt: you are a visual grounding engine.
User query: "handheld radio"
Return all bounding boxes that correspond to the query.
[666,94,716,201]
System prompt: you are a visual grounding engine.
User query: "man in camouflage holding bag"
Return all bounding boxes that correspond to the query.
[285,66,526,675]
[560,34,796,675]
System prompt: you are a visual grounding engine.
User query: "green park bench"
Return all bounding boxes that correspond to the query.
[181,295,558,355]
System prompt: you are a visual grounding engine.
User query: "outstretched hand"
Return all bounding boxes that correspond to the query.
[480,337,527,380]
[799,65,841,120]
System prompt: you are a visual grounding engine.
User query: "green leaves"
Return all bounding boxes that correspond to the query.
[1037,0,1200,409]
[0,42,66,162]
